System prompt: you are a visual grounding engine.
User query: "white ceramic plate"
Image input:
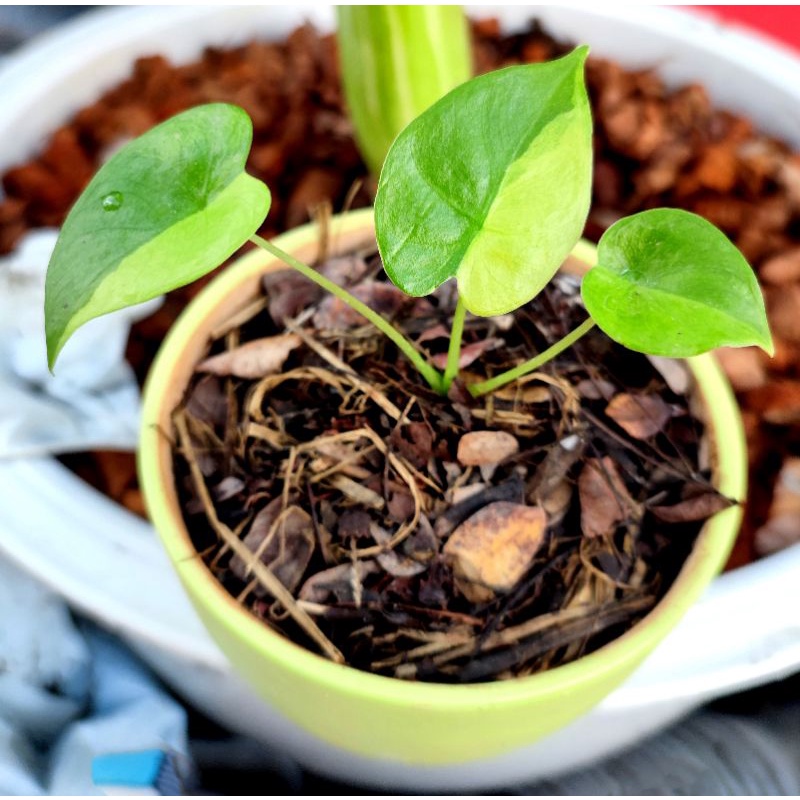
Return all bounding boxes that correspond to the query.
[0,5,799,790]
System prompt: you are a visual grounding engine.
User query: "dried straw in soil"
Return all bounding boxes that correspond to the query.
[172,241,731,683]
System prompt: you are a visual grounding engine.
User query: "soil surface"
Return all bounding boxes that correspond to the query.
[172,242,728,681]
[4,18,800,566]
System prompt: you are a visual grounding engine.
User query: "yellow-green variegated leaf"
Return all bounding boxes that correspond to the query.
[337,5,472,176]
[45,103,270,369]
[582,209,774,357]
[375,48,592,317]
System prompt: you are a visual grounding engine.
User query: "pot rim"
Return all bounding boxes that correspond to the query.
[139,207,746,709]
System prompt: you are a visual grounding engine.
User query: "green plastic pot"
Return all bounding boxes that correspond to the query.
[139,207,746,765]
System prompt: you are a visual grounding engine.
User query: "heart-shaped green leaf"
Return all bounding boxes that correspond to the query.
[582,208,774,357]
[45,103,270,369]
[375,48,592,317]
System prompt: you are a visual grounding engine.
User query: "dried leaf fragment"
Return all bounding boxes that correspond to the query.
[230,501,315,593]
[650,490,733,523]
[372,524,428,578]
[605,392,673,439]
[390,421,434,468]
[457,430,519,467]
[318,253,371,286]
[578,456,638,538]
[298,560,379,604]
[387,485,416,522]
[312,280,406,329]
[198,333,301,379]
[416,323,449,344]
[443,501,547,602]
[184,375,228,426]
[431,337,503,369]
[336,509,373,541]
[263,269,322,327]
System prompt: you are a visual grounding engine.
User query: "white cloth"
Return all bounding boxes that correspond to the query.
[0,229,161,457]
[0,555,188,795]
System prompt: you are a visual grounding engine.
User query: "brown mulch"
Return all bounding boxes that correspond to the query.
[3,17,800,566]
[172,243,726,681]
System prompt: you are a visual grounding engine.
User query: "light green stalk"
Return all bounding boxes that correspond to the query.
[468,317,597,397]
[252,233,602,398]
[250,234,445,393]
[337,6,472,175]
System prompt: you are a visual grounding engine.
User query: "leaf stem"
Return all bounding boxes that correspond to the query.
[442,296,467,393]
[468,316,597,397]
[250,234,445,393]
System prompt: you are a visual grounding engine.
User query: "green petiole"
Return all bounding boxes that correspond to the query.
[442,297,467,394]
[468,316,597,397]
[250,234,446,394]
[253,234,604,399]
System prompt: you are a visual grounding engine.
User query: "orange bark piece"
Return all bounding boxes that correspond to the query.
[746,379,800,425]
[760,248,800,285]
[92,451,138,501]
[694,142,738,192]
[714,346,768,393]
[443,502,546,601]
[766,284,800,345]
[765,336,800,374]
[755,457,800,556]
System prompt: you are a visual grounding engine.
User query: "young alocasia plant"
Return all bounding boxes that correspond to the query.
[45,48,773,397]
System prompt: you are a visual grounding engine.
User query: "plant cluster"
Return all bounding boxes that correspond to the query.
[45,48,771,385]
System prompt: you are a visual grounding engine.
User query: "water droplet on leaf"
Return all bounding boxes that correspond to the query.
[102,192,123,211]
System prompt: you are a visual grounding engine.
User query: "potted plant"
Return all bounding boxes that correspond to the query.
[44,30,772,769]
